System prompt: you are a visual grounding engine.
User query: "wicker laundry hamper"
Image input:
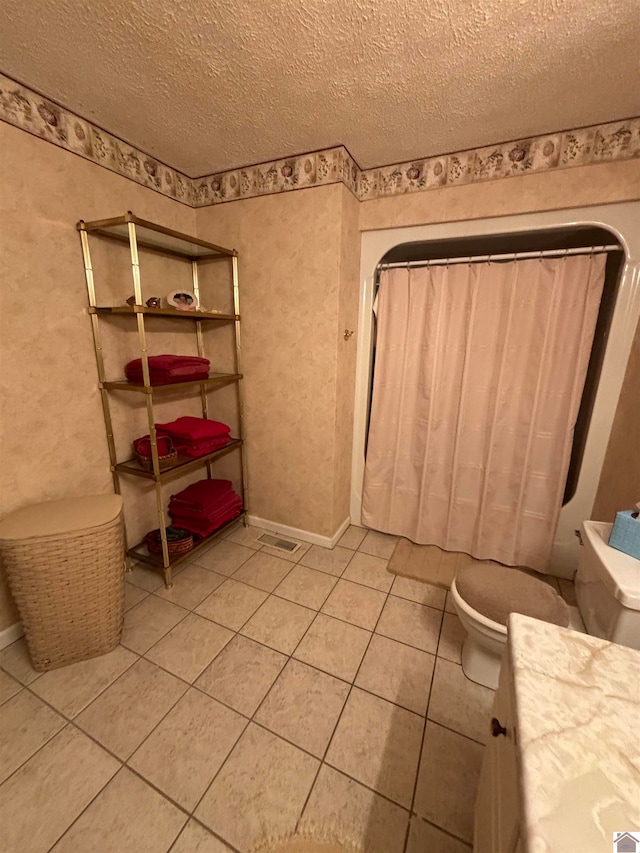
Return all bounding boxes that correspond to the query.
[0,495,125,671]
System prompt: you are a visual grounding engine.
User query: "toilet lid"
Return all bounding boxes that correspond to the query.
[455,564,570,628]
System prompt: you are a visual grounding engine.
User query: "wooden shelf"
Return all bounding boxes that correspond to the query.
[115,439,243,482]
[90,306,238,323]
[127,511,246,570]
[102,373,242,394]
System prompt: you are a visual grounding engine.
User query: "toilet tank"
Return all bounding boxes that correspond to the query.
[576,521,640,650]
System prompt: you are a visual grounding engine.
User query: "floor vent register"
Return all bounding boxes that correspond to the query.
[256,533,302,554]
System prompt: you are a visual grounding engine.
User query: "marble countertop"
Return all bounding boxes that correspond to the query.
[507,613,640,853]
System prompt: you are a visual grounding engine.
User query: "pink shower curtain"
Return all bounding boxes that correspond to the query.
[362,255,606,571]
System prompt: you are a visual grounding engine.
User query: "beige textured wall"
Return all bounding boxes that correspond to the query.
[592,313,640,521]
[0,122,195,630]
[196,185,346,537]
[332,188,361,531]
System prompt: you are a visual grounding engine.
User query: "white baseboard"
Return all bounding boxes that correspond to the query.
[247,515,352,550]
[0,621,23,650]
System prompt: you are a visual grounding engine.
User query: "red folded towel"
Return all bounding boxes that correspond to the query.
[170,500,243,537]
[126,367,209,380]
[169,479,234,514]
[169,506,242,538]
[155,417,232,457]
[168,435,232,458]
[169,490,241,521]
[127,372,209,386]
[156,417,230,441]
[125,355,210,374]
[171,478,233,503]
[125,355,210,386]
[169,492,241,521]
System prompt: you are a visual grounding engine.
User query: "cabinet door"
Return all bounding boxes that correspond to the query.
[474,705,498,853]
[474,650,521,853]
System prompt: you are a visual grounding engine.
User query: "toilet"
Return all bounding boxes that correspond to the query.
[451,520,640,688]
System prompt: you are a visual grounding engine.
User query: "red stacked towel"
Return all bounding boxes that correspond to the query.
[156,416,231,458]
[125,355,210,385]
[169,478,242,537]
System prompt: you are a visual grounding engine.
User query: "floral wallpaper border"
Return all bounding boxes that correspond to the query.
[1,72,639,209]
[191,146,359,207]
[356,119,640,201]
[0,73,194,205]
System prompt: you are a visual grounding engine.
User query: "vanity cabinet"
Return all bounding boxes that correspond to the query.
[475,648,522,853]
[475,614,640,853]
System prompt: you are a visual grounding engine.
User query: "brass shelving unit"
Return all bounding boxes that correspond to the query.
[77,211,248,588]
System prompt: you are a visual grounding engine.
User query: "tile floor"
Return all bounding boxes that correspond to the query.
[0,523,576,853]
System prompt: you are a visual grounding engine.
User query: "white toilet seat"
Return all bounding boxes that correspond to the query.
[451,519,640,689]
[450,577,509,689]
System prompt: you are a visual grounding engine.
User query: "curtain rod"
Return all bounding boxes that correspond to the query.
[378,245,622,270]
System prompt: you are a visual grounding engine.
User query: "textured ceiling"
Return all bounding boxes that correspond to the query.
[2,0,639,177]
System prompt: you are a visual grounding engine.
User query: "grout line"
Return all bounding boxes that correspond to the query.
[41,745,127,853]
[152,583,446,658]
[120,603,193,657]
[299,765,413,826]
[3,704,117,797]
[33,716,221,852]
[0,715,68,789]
[1,533,485,851]
[15,659,194,795]
[125,741,233,820]
[408,814,474,849]
[295,563,410,836]
[189,542,260,573]
[129,566,448,661]
[102,755,189,815]
[401,605,445,853]
[167,816,244,853]
[1,590,443,713]
[149,574,235,612]
[1,576,448,727]
[184,546,360,842]
[421,716,488,749]
[185,622,433,724]
[30,656,140,722]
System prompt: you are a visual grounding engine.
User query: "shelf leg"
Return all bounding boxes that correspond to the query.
[232,254,250,524]
[150,480,171,587]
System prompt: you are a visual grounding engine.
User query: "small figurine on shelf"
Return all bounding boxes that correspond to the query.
[125,295,162,307]
[166,289,197,311]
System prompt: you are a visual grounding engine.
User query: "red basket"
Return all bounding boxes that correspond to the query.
[145,527,193,558]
